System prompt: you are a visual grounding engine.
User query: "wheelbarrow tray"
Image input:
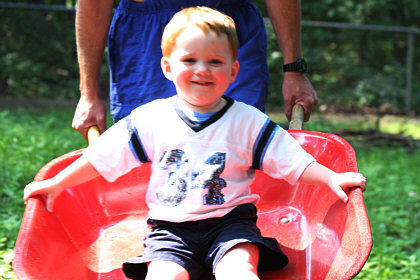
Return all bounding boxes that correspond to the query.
[13,130,372,280]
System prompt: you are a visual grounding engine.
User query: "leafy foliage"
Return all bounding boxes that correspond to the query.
[1,0,419,112]
[0,4,79,98]
[261,0,420,112]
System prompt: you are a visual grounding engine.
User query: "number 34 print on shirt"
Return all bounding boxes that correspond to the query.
[157,149,227,207]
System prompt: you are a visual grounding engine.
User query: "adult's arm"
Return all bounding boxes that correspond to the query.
[265,0,318,121]
[73,0,114,141]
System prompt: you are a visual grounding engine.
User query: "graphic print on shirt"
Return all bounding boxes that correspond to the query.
[156,149,189,206]
[191,152,227,205]
[156,150,227,206]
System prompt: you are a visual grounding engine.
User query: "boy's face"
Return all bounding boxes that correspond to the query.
[161,26,239,112]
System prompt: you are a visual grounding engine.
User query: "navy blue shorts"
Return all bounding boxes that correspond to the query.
[108,0,269,122]
[123,204,288,280]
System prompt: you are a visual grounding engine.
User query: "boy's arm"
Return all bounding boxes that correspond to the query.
[24,155,100,212]
[298,162,367,203]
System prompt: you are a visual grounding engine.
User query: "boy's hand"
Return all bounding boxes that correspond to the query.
[23,156,99,212]
[299,162,367,203]
[329,172,367,203]
[24,179,64,212]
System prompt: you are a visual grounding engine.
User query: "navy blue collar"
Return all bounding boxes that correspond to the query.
[173,96,234,132]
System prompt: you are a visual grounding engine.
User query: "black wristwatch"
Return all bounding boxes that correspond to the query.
[283,58,307,73]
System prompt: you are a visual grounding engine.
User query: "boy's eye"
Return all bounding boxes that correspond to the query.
[209,59,223,65]
[182,58,196,63]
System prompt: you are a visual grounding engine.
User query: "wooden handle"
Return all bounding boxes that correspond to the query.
[289,104,305,130]
[87,126,100,145]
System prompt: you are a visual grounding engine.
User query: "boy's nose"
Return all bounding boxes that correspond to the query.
[195,61,210,75]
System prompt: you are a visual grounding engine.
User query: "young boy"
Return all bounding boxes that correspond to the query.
[24,7,366,280]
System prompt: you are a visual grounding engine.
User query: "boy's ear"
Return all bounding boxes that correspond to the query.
[161,57,173,81]
[230,60,240,83]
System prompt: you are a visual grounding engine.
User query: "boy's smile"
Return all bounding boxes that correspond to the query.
[161,26,239,113]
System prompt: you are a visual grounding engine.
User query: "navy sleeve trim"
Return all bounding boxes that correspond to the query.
[125,116,150,163]
[252,119,278,170]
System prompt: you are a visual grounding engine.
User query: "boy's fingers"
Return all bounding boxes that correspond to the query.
[359,176,367,191]
[24,181,56,212]
[46,194,54,212]
[341,173,367,192]
[334,173,366,203]
[23,182,40,202]
[46,188,63,212]
[331,183,349,203]
[23,183,31,201]
[348,174,367,192]
[337,187,349,203]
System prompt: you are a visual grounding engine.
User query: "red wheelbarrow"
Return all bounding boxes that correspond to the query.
[13,106,371,280]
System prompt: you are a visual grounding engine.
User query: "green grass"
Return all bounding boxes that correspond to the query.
[0,104,86,279]
[1,104,420,279]
[269,110,420,140]
[0,109,85,243]
[355,148,420,279]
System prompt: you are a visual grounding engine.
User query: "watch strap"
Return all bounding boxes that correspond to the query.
[283,58,307,73]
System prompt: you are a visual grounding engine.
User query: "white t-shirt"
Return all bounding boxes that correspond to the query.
[84,96,315,222]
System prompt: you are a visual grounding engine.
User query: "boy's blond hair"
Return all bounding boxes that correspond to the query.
[161,6,238,60]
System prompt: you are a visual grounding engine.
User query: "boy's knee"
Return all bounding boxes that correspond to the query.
[215,243,260,280]
[146,260,189,280]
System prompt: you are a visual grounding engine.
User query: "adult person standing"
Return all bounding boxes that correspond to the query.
[73,0,317,141]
